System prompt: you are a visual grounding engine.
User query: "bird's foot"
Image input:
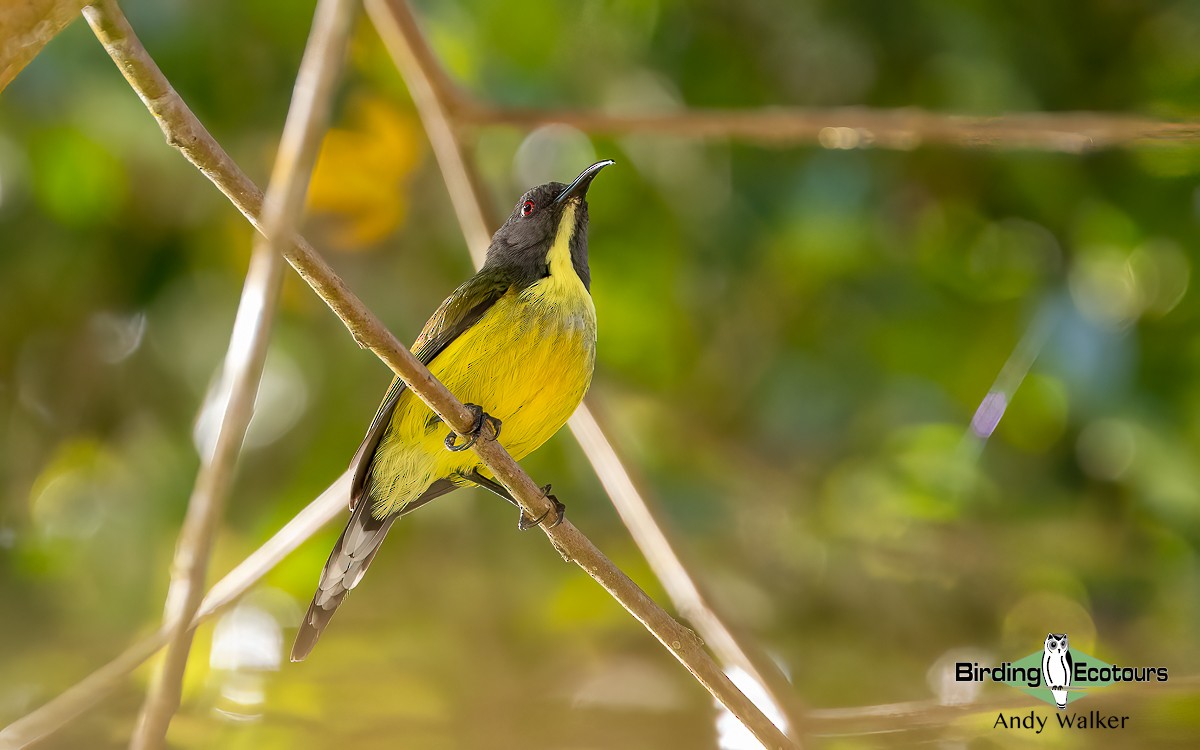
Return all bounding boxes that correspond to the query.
[444,403,501,452]
[518,485,565,531]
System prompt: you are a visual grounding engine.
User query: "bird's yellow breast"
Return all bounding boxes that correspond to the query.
[368,207,596,517]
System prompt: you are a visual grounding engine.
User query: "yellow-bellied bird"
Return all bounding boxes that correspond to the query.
[292,161,613,661]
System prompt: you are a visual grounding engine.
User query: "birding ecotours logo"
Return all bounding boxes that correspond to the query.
[955,633,1168,710]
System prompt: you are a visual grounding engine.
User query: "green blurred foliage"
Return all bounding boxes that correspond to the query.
[2,0,1199,747]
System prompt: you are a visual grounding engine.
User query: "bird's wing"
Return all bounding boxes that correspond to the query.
[347,270,515,509]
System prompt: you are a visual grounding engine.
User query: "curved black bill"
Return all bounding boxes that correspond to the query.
[554,160,614,205]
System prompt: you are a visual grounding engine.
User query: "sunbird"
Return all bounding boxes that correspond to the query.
[292,161,613,661]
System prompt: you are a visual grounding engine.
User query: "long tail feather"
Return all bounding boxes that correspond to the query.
[291,501,394,662]
[290,477,461,661]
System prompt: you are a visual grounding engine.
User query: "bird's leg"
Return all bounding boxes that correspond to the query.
[464,470,566,531]
[444,403,501,452]
[464,470,518,508]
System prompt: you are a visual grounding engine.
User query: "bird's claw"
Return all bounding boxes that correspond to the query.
[445,403,501,452]
[518,485,565,531]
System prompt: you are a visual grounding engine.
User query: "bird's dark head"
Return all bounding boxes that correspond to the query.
[484,160,613,290]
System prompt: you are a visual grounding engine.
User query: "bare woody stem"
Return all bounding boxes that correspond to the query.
[127,222,286,750]
[452,104,1200,152]
[79,2,797,749]
[566,410,807,729]
[364,0,493,259]
[118,0,358,747]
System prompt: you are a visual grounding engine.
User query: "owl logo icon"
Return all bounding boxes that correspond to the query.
[1042,633,1073,709]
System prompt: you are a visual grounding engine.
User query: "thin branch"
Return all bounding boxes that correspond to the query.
[455,103,1200,152]
[127,211,286,750]
[114,0,357,746]
[1,0,91,92]
[566,410,806,732]
[0,473,351,750]
[965,301,1058,445]
[805,694,1036,736]
[364,0,491,255]
[367,0,804,741]
[77,3,797,749]
[350,3,1200,156]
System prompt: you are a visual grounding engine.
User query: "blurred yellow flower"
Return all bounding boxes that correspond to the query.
[306,95,423,249]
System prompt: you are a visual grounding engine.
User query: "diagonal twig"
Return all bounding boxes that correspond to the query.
[69,3,799,749]
[119,0,358,746]
[965,301,1059,446]
[127,201,285,750]
[566,410,805,731]
[1,0,91,92]
[366,0,804,741]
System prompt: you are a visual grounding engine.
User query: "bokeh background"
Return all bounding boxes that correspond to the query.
[3,0,1200,747]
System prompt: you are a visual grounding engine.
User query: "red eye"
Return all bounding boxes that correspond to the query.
[521,200,535,217]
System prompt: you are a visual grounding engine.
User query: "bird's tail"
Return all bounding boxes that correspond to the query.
[290,477,462,661]
[291,498,396,662]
